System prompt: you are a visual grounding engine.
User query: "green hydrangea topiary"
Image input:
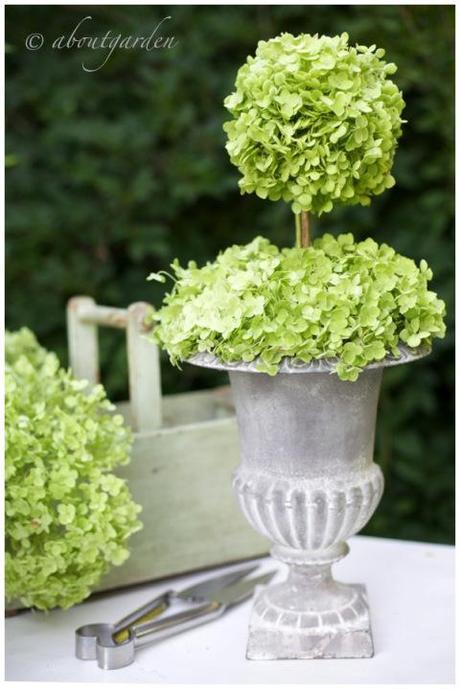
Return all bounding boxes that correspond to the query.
[147,234,445,381]
[224,32,405,215]
[5,328,142,610]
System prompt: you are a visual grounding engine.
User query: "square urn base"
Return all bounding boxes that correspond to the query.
[246,584,374,660]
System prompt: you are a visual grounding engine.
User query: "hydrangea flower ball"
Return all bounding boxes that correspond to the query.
[5,329,142,610]
[148,235,446,381]
[224,32,405,215]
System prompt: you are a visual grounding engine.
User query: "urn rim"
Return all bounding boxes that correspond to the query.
[185,343,430,374]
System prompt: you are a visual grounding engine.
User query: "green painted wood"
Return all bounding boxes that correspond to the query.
[117,387,235,429]
[67,296,99,384]
[126,302,162,432]
[67,297,162,432]
[96,413,269,592]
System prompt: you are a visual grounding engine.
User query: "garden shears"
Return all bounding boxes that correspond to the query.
[75,564,274,670]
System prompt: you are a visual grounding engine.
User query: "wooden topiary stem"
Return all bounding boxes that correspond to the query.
[295,212,310,248]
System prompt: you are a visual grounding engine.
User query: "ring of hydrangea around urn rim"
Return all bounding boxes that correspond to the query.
[185,342,430,374]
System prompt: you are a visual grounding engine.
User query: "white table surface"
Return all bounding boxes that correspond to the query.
[5,535,455,684]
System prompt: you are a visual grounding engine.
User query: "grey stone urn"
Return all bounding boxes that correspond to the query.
[188,345,428,660]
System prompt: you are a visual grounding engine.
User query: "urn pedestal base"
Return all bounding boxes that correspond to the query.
[247,543,373,660]
[247,583,373,660]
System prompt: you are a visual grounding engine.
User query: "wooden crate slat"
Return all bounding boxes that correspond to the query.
[96,417,269,591]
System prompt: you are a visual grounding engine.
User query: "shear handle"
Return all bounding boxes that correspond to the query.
[133,600,224,646]
[112,590,174,640]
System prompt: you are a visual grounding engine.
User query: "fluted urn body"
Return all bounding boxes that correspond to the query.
[231,368,384,554]
[188,346,427,660]
[230,366,383,659]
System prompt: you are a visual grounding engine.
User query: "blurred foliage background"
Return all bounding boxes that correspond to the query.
[6,5,454,544]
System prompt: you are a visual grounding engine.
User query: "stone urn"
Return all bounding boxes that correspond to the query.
[188,344,428,660]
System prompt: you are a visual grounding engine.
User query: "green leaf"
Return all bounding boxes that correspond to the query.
[147,272,167,283]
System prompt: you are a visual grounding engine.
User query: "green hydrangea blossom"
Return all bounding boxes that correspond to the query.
[5,328,142,610]
[147,235,445,381]
[224,32,405,215]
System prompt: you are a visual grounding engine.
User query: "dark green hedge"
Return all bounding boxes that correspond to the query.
[6,5,454,544]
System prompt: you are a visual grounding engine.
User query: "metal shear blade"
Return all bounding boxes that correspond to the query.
[95,568,275,670]
[75,563,260,662]
[174,564,259,603]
